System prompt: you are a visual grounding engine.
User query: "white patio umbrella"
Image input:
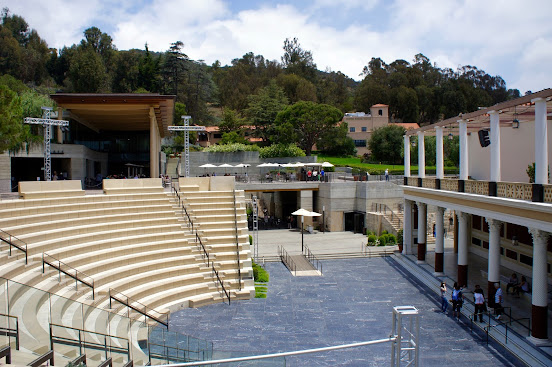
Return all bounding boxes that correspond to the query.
[321,161,334,167]
[291,208,322,251]
[199,163,217,175]
[218,163,234,174]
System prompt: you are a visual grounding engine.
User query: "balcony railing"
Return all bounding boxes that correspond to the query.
[404,176,551,204]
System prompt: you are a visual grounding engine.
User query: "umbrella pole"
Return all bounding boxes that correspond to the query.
[301,216,304,252]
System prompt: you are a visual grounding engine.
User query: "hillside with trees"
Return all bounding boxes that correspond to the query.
[0,7,523,156]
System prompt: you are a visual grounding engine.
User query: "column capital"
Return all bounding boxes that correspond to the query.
[529,228,550,244]
[436,206,445,216]
[434,126,443,131]
[458,211,470,223]
[531,97,545,103]
[415,201,426,209]
[417,131,424,136]
[484,218,503,231]
[488,110,499,116]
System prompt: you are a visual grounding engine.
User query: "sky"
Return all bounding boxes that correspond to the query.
[3,0,552,93]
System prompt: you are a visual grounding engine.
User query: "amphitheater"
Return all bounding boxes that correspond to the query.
[0,176,254,366]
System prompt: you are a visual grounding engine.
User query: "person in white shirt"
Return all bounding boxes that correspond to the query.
[494,283,503,319]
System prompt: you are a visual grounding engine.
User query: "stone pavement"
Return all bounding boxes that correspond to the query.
[170,255,525,366]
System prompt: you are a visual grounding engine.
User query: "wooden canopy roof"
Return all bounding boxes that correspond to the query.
[50,93,176,137]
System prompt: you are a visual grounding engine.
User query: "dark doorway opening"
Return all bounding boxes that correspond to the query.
[345,212,365,233]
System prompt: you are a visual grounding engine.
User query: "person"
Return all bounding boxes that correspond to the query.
[307,169,312,181]
[433,223,436,237]
[514,276,530,296]
[52,171,58,181]
[440,282,448,313]
[385,168,389,181]
[506,273,519,294]
[451,282,463,320]
[320,169,325,181]
[473,285,485,322]
[494,283,503,320]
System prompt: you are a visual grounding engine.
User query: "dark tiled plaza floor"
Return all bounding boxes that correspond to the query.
[170,257,524,366]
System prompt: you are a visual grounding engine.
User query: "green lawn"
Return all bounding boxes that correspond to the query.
[317,155,458,175]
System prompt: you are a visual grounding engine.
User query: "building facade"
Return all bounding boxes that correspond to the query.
[402,89,552,342]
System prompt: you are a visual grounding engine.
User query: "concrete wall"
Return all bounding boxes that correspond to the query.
[468,119,552,183]
[0,154,11,193]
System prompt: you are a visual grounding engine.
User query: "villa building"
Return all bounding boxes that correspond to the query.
[401,88,552,342]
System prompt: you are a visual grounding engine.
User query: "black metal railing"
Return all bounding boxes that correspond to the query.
[484,317,531,345]
[109,289,169,328]
[279,246,296,275]
[0,229,27,264]
[0,313,19,350]
[42,252,94,299]
[212,265,230,305]
[195,233,210,267]
[0,346,11,364]
[232,190,242,290]
[28,350,54,367]
[371,203,402,229]
[50,323,130,363]
[302,244,322,274]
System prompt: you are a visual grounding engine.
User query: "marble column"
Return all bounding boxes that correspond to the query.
[457,212,470,287]
[434,207,445,275]
[149,107,158,178]
[416,201,427,263]
[435,126,444,180]
[417,132,425,178]
[529,228,550,341]
[404,135,410,185]
[459,120,469,182]
[486,218,502,305]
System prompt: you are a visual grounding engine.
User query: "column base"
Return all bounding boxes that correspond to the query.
[488,280,498,308]
[457,264,468,288]
[433,272,445,277]
[527,336,551,346]
[417,242,426,262]
[531,304,548,340]
[416,260,426,265]
[435,252,444,273]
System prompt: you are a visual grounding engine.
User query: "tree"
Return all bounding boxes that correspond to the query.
[367,124,406,164]
[138,44,161,92]
[276,73,317,103]
[219,108,245,134]
[281,37,317,82]
[68,46,108,92]
[245,81,288,143]
[317,122,356,156]
[0,85,40,153]
[273,101,343,156]
[162,41,188,96]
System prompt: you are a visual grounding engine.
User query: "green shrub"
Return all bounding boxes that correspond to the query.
[378,235,387,246]
[397,229,403,245]
[203,143,260,153]
[382,230,388,235]
[249,235,253,246]
[252,261,269,283]
[259,143,306,158]
[366,230,375,237]
[386,234,397,245]
[367,234,377,245]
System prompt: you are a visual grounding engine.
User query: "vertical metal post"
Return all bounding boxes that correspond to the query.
[183,116,190,178]
[252,195,259,262]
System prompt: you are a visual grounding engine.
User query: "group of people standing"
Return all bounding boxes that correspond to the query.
[439,281,508,322]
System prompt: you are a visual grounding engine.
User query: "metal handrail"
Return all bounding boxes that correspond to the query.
[0,346,11,364]
[232,189,242,290]
[195,232,209,267]
[484,317,531,345]
[212,265,230,305]
[0,313,19,350]
[279,246,296,275]
[0,228,27,264]
[302,244,322,274]
[28,350,54,367]
[372,203,402,229]
[42,252,94,299]
[109,289,169,328]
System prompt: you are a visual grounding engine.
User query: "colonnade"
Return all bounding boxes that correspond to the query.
[402,97,551,342]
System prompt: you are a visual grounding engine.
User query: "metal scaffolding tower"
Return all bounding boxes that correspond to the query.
[24,107,69,181]
[391,305,419,367]
[167,115,205,177]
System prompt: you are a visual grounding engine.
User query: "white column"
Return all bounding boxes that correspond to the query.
[404,135,411,178]
[459,120,469,181]
[417,131,425,178]
[457,212,469,287]
[529,228,549,341]
[533,98,548,185]
[489,111,501,182]
[486,218,502,284]
[403,199,413,255]
[435,126,444,179]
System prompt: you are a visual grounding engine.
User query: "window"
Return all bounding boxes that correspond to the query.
[214,133,222,139]
[361,127,367,132]
[378,109,383,116]
[472,215,481,230]
[350,127,356,132]
[506,249,517,260]
[472,237,481,246]
[354,140,366,147]
[520,254,533,266]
